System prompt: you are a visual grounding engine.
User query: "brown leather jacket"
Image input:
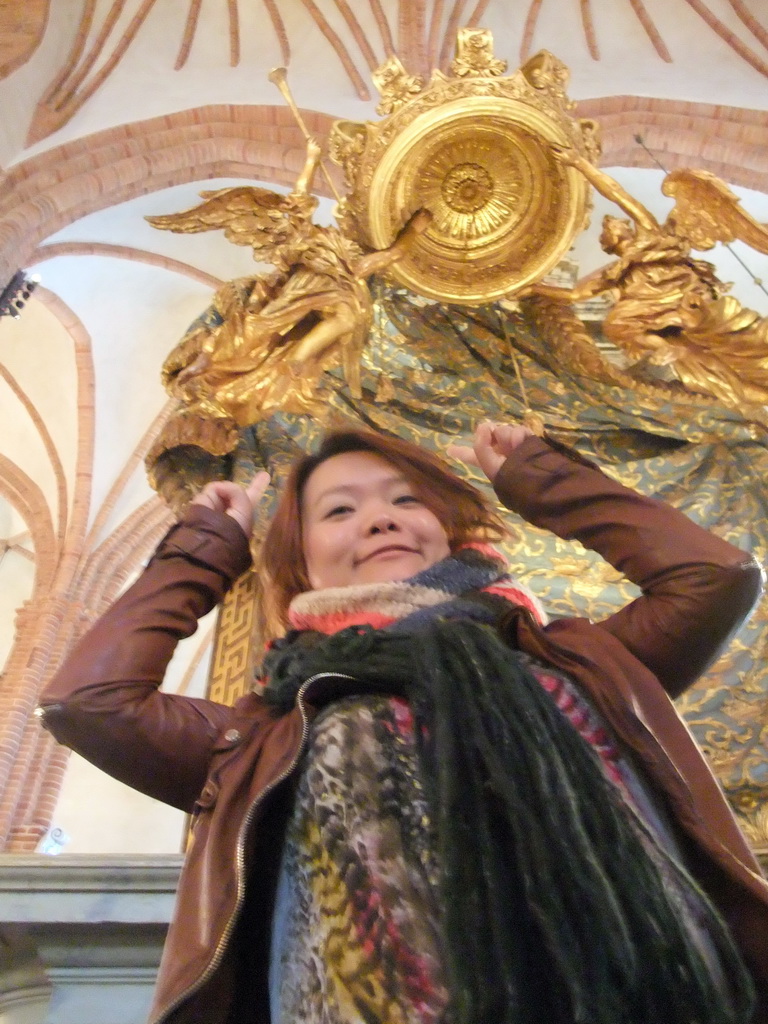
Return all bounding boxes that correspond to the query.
[39,436,768,1024]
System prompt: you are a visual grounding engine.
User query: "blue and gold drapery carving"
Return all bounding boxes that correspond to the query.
[151,286,768,845]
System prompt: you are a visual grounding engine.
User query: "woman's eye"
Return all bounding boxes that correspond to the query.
[393,494,420,506]
[325,504,353,518]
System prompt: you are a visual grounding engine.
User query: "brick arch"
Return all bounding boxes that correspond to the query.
[0,288,96,848]
[2,98,767,286]
[0,0,50,80]
[6,493,173,850]
[29,289,96,571]
[580,98,768,191]
[0,105,336,285]
[0,452,59,849]
[0,458,57,598]
[0,362,68,544]
[1,489,173,850]
[28,242,223,291]
[0,387,176,848]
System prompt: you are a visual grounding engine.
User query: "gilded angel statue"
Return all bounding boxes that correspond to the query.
[147,139,430,425]
[530,147,768,408]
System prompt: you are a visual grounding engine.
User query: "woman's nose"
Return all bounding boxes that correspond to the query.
[368,511,399,535]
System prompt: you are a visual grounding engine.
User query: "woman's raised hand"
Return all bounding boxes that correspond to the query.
[448,422,534,483]
[190,471,271,537]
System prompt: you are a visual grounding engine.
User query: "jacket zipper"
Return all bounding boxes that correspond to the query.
[151,671,358,1024]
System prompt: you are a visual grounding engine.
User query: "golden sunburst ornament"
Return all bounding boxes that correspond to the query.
[421,138,523,240]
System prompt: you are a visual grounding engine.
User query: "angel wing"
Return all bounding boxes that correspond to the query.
[146,186,318,259]
[662,169,768,253]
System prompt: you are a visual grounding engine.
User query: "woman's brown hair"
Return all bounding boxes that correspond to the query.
[260,429,508,633]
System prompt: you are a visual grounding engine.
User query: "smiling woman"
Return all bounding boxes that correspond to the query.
[262,429,507,623]
[37,422,768,1024]
[300,450,452,589]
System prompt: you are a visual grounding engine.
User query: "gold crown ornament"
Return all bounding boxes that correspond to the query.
[329,29,599,306]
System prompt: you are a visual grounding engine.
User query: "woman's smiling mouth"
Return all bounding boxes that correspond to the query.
[357,545,418,564]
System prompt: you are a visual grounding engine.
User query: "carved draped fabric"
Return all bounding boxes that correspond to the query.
[151,287,768,844]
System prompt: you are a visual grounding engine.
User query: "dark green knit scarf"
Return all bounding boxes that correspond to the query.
[262,617,755,1024]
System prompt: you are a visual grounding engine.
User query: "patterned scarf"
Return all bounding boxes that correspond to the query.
[262,547,754,1024]
[287,543,546,635]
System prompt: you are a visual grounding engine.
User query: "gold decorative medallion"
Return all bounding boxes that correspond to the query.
[331,32,598,305]
[450,27,508,78]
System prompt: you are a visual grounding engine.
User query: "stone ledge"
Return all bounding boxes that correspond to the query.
[0,855,182,1024]
[0,854,183,894]
[1,854,182,926]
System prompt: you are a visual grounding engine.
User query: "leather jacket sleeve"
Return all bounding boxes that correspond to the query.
[493,435,764,698]
[38,504,253,811]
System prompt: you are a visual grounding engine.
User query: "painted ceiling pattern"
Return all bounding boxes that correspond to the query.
[4,0,768,143]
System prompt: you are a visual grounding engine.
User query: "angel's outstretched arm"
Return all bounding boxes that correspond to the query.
[353,208,433,278]
[553,147,658,233]
[525,274,609,303]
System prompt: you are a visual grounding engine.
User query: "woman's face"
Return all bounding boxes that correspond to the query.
[301,450,451,590]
